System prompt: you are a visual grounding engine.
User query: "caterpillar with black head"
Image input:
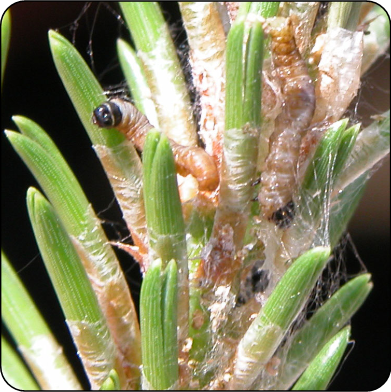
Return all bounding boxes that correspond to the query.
[92,98,219,191]
[258,17,316,228]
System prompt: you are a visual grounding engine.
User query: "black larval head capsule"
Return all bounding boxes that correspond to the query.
[92,101,122,128]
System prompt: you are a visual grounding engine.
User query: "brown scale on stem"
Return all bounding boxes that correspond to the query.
[259,17,316,228]
[92,98,219,192]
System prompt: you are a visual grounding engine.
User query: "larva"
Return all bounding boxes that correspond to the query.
[92,98,219,191]
[258,17,316,228]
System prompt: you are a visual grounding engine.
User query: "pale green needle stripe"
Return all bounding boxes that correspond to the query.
[292,326,351,390]
[140,259,166,389]
[100,369,120,390]
[1,8,11,87]
[2,251,81,390]
[27,188,116,389]
[277,273,372,389]
[249,2,280,18]
[225,20,245,130]
[161,259,179,387]
[119,2,197,147]
[116,38,159,127]
[1,336,40,390]
[327,2,363,31]
[143,130,186,264]
[334,111,390,192]
[232,247,330,389]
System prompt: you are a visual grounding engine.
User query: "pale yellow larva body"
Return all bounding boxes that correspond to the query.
[107,98,152,150]
[259,18,316,228]
[92,98,219,191]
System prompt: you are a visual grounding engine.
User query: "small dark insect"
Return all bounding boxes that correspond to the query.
[271,201,295,229]
[93,98,219,191]
[258,17,315,228]
[236,260,270,307]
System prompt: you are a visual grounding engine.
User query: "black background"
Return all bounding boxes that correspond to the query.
[1,2,390,390]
